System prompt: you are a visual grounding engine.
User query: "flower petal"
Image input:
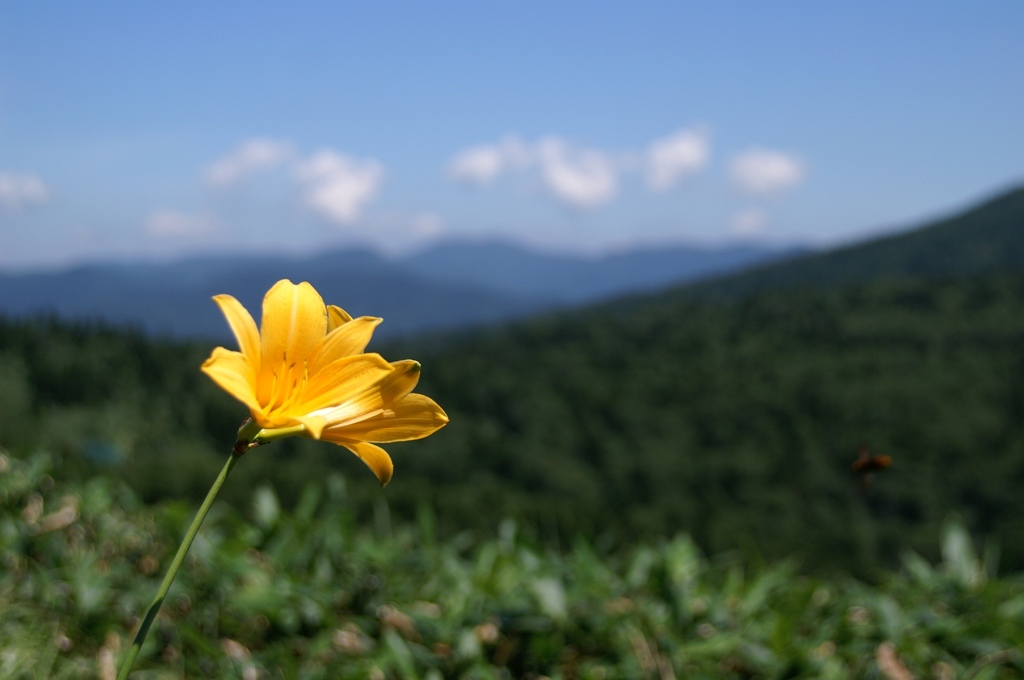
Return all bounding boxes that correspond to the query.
[212,294,261,373]
[309,316,383,374]
[326,305,353,331]
[260,280,328,363]
[336,440,394,486]
[298,353,395,421]
[258,280,327,407]
[379,360,424,404]
[325,393,449,443]
[201,348,263,415]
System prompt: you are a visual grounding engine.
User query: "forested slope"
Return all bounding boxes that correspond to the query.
[4,272,1024,574]
[399,274,1024,572]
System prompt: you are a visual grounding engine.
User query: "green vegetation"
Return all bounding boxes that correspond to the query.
[4,273,1024,576]
[3,452,1023,678]
[402,273,1024,574]
[3,192,1024,674]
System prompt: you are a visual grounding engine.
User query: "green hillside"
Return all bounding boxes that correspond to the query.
[4,273,1024,575]
[400,273,1024,573]
[686,184,1024,298]
[3,187,1024,577]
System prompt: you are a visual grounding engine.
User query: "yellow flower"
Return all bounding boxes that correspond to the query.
[201,279,448,485]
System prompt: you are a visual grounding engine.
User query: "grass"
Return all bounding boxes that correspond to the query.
[2,449,1022,679]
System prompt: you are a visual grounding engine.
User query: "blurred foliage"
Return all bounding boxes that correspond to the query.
[2,451,1022,679]
[398,273,1024,573]
[3,272,1024,575]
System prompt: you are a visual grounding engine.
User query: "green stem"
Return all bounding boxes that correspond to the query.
[117,448,243,679]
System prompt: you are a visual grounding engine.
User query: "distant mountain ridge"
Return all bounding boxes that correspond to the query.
[0,240,795,339]
[5,183,1020,339]
[403,240,796,303]
[682,184,1024,299]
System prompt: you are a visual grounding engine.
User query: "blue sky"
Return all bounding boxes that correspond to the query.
[1,2,1022,269]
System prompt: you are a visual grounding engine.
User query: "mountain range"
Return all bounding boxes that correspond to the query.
[2,182,1022,340]
[0,240,797,339]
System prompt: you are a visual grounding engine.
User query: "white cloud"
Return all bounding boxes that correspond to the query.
[448,136,531,185]
[730,208,768,236]
[448,127,714,209]
[730,148,806,195]
[449,135,619,208]
[205,138,295,187]
[294,150,383,224]
[146,210,220,237]
[449,145,505,185]
[646,128,710,191]
[535,137,618,209]
[0,172,50,211]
